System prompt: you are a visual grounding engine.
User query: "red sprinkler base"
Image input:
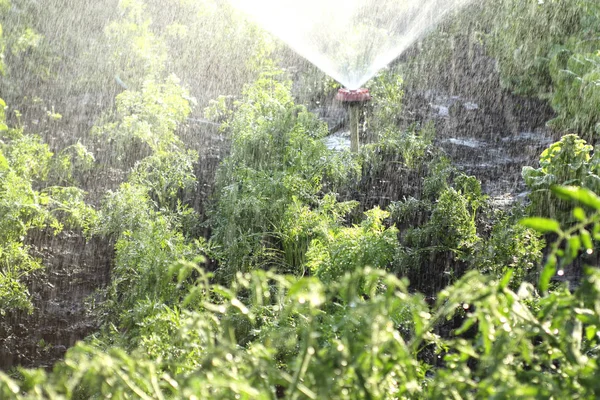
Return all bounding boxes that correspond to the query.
[335,88,371,152]
[335,88,372,103]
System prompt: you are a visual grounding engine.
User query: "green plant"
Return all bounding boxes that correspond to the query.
[306,207,399,284]
[0,102,95,314]
[5,210,600,398]
[366,69,405,134]
[523,134,600,222]
[485,0,600,136]
[209,69,359,278]
[475,214,545,288]
[280,194,359,272]
[391,173,485,293]
[549,46,600,137]
[522,185,600,292]
[93,75,193,168]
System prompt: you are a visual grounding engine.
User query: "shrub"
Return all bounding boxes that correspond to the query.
[0,99,95,314]
[486,0,600,135]
[475,214,545,288]
[523,134,600,222]
[306,207,399,284]
[209,69,359,277]
[549,46,600,138]
[391,174,485,292]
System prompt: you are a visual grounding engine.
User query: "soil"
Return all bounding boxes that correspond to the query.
[0,231,112,370]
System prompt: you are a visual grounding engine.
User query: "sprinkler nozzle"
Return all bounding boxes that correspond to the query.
[335,88,372,103]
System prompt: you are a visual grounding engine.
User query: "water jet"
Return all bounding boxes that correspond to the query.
[227,0,475,90]
[336,88,372,152]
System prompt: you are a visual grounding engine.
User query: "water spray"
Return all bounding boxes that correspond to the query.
[336,88,372,152]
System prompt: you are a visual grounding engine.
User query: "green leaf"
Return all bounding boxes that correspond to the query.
[568,236,582,259]
[540,256,557,292]
[586,325,597,341]
[573,207,586,221]
[499,269,514,290]
[520,217,561,233]
[581,230,593,251]
[552,185,600,209]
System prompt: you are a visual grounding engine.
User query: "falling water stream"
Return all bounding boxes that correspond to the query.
[228,0,474,89]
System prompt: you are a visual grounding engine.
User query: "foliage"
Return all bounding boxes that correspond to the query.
[362,122,435,174]
[390,173,486,292]
[93,75,194,167]
[486,0,589,96]
[475,213,545,288]
[522,185,600,291]
[279,194,358,272]
[0,100,95,314]
[486,0,600,135]
[548,44,600,137]
[104,0,168,83]
[93,75,201,325]
[5,1,600,398]
[306,207,399,284]
[523,134,600,222]
[209,69,359,278]
[129,149,197,209]
[399,0,600,138]
[5,201,600,398]
[366,69,405,134]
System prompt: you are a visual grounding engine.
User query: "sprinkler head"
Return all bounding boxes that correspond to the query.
[336,88,372,103]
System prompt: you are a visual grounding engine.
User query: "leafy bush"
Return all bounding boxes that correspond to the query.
[391,173,485,293]
[366,69,405,135]
[523,185,600,291]
[0,99,95,314]
[475,214,545,288]
[209,69,359,277]
[398,0,599,138]
[93,75,201,324]
[93,75,194,169]
[549,45,600,137]
[5,198,600,398]
[306,207,399,284]
[279,194,358,272]
[486,0,600,135]
[523,134,600,222]
[486,0,590,97]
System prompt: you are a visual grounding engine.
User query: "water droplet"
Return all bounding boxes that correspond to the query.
[557,270,564,276]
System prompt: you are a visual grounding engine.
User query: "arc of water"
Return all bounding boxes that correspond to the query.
[227,0,475,89]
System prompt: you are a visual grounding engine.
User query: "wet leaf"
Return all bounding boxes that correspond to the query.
[552,185,600,210]
[540,256,557,292]
[520,217,561,233]
[573,207,586,221]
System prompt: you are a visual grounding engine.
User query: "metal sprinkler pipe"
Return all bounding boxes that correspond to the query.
[335,88,372,152]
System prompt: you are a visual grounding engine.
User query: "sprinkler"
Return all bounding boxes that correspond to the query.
[336,88,372,152]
